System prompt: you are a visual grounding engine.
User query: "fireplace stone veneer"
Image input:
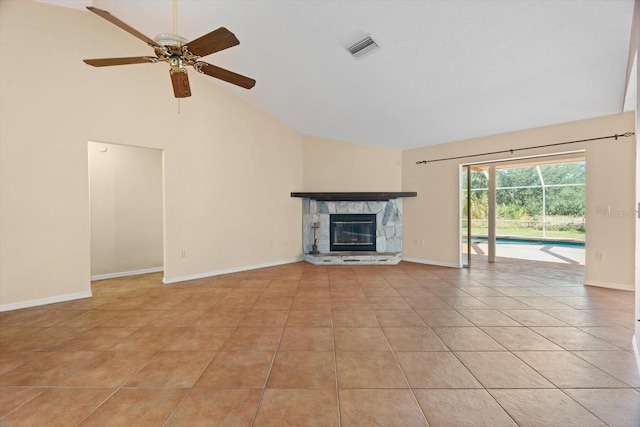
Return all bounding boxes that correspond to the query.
[301,198,404,265]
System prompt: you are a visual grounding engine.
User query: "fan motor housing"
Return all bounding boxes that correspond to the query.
[155,33,188,47]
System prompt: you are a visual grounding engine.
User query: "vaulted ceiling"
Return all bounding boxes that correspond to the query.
[40,0,637,149]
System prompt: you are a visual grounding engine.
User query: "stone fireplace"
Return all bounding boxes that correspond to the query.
[291,192,417,265]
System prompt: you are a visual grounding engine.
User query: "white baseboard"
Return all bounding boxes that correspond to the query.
[163,257,304,285]
[0,291,93,312]
[633,335,640,376]
[583,279,634,292]
[402,257,462,269]
[91,267,164,281]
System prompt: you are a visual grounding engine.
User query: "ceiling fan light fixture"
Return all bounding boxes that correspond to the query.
[154,33,188,47]
[347,36,379,59]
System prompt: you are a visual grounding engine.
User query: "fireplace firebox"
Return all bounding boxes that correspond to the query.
[330,214,376,252]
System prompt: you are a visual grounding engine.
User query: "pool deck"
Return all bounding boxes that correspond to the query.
[465,242,585,265]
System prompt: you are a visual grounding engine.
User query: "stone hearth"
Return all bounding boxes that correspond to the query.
[304,252,402,265]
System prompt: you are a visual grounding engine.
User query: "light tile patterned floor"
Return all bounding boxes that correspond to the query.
[1,258,638,426]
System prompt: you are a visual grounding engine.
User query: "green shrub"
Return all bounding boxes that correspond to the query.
[497,204,529,220]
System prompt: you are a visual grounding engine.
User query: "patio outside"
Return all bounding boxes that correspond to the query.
[462,159,585,265]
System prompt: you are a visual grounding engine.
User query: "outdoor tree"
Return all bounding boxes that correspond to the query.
[464,162,585,237]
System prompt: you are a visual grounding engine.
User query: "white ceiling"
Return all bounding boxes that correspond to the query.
[40,0,636,149]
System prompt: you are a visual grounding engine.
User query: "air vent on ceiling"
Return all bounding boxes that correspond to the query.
[347,36,379,59]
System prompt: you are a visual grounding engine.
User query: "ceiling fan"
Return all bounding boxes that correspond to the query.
[83,6,255,98]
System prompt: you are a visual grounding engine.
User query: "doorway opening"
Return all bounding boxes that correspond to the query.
[461,152,585,267]
[88,142,164,280]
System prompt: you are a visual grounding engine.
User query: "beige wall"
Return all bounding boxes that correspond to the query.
[0,0,304,307]
[1,1,636,309]
[403,112,637,290]
[89,142,163,277]
[303,135,402,191]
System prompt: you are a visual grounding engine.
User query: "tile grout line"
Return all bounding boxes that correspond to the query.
[160,342,223,425]
[507,321,638,388]
[77,302,228,426]
[555,388,615,426]
[329,280,342,427]
[440,272,537,427]
[158,276,267,425]
[371,285,431,427]
[248,278,291,427]
[161,388,192,427]
[491,308,634,426]
[73,387,121,426]
[0,387,47,423]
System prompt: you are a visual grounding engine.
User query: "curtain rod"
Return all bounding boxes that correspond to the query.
[415,132,635,165]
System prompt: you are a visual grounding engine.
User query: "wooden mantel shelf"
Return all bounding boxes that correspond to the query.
[290,192,417,201]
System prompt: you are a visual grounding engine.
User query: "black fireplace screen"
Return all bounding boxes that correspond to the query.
[330,214,376,252]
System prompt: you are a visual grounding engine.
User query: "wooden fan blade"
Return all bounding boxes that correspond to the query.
[87,6,159,47]
[83,57,158,67]
[185,28,239,58]
[170,69,191,98]
[194,62,255,89]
